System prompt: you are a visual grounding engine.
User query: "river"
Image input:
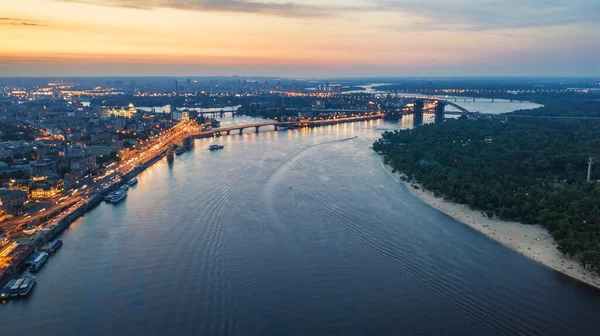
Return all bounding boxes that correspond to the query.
[337,83,543,115]
[1,115,599,335]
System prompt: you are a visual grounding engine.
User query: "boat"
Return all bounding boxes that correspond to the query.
[10,278,24,297]
[19,276,36,296]
[1,279,16,300]
[109,190,127,204]
[29,252,49,272]
[120,184,129,191]
[175,146,187,155]
[209,145,224,151]
[46,239,63,254]
[128,177,138,186]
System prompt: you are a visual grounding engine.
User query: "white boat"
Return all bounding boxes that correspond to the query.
[19,276,36,296]
[29,252,49,272]
[10,278,24,297]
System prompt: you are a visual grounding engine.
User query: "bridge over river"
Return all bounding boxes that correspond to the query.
[190,114,384,138]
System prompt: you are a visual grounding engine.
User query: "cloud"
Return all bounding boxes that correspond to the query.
[373,0,600,31]
[58,0,339,17]
[54,0,600,30]
[0,17,47,27]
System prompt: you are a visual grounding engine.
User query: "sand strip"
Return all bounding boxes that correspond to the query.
[380,159,600,290]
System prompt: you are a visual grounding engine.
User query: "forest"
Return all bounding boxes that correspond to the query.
[373,118,600,273]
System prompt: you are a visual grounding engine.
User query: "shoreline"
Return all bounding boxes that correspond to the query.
[379,158,600,290]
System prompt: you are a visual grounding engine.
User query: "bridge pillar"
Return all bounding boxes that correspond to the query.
[413,100,424,126]
[435,101,445,124]
[226,130,231,135]
[472,97,476,102]
[255,126,260,133]
[274,125,278,131]
[239,129,244,135]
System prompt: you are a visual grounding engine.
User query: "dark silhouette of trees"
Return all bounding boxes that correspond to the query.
[373,118,600,273]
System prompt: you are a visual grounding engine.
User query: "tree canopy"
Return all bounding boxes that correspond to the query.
[373,118,600,273]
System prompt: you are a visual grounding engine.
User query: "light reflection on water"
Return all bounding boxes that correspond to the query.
[0,115,598,336]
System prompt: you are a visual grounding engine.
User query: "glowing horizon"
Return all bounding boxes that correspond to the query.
[1,0,599,77]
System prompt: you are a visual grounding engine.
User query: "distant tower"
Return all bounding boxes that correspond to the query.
[588,157,594,183]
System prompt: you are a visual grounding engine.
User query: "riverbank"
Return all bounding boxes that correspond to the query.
[380,159,600,290]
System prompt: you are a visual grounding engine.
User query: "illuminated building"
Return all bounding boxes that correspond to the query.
[102,103,137,118]
[29,179,64,199]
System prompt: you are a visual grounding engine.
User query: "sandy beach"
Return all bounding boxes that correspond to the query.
[380,160,600,290]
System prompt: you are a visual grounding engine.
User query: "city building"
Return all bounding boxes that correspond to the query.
[102,103,137,118]
[29,178,64,199]
[69,155,97,175]
[91,132,119,145]
[88,145,115,157]
[29,160,58,178]
[8,179,30,193]
[0,189,28,214]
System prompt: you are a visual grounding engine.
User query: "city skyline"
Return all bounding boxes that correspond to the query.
[1,0,599,77]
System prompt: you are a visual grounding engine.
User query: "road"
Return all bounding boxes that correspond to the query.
[1,121,200,236]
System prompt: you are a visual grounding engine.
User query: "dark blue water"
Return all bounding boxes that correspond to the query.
[2,118,600,335]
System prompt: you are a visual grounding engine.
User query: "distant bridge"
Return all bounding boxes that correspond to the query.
[190,114,384,138]
[418,98,478,120]
[386,97,477,121]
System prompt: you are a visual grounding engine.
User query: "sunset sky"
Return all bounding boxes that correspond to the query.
[1,0,598,77]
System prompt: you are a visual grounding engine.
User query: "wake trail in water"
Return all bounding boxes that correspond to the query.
[262,136,358,251]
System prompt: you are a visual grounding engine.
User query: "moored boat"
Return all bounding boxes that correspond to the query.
[128,177,138,186]
[1,279,15,300]
[175,146,187,155]
[46,239,63,254]
[209,145,224,151]
[29,252,49,272]
[109,190,127,203]
[10,278,24,297]
[19,276,36,296]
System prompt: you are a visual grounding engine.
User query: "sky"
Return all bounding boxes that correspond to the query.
[0,0,599,77]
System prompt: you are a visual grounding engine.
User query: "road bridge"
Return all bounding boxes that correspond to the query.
[190,114,384,138]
